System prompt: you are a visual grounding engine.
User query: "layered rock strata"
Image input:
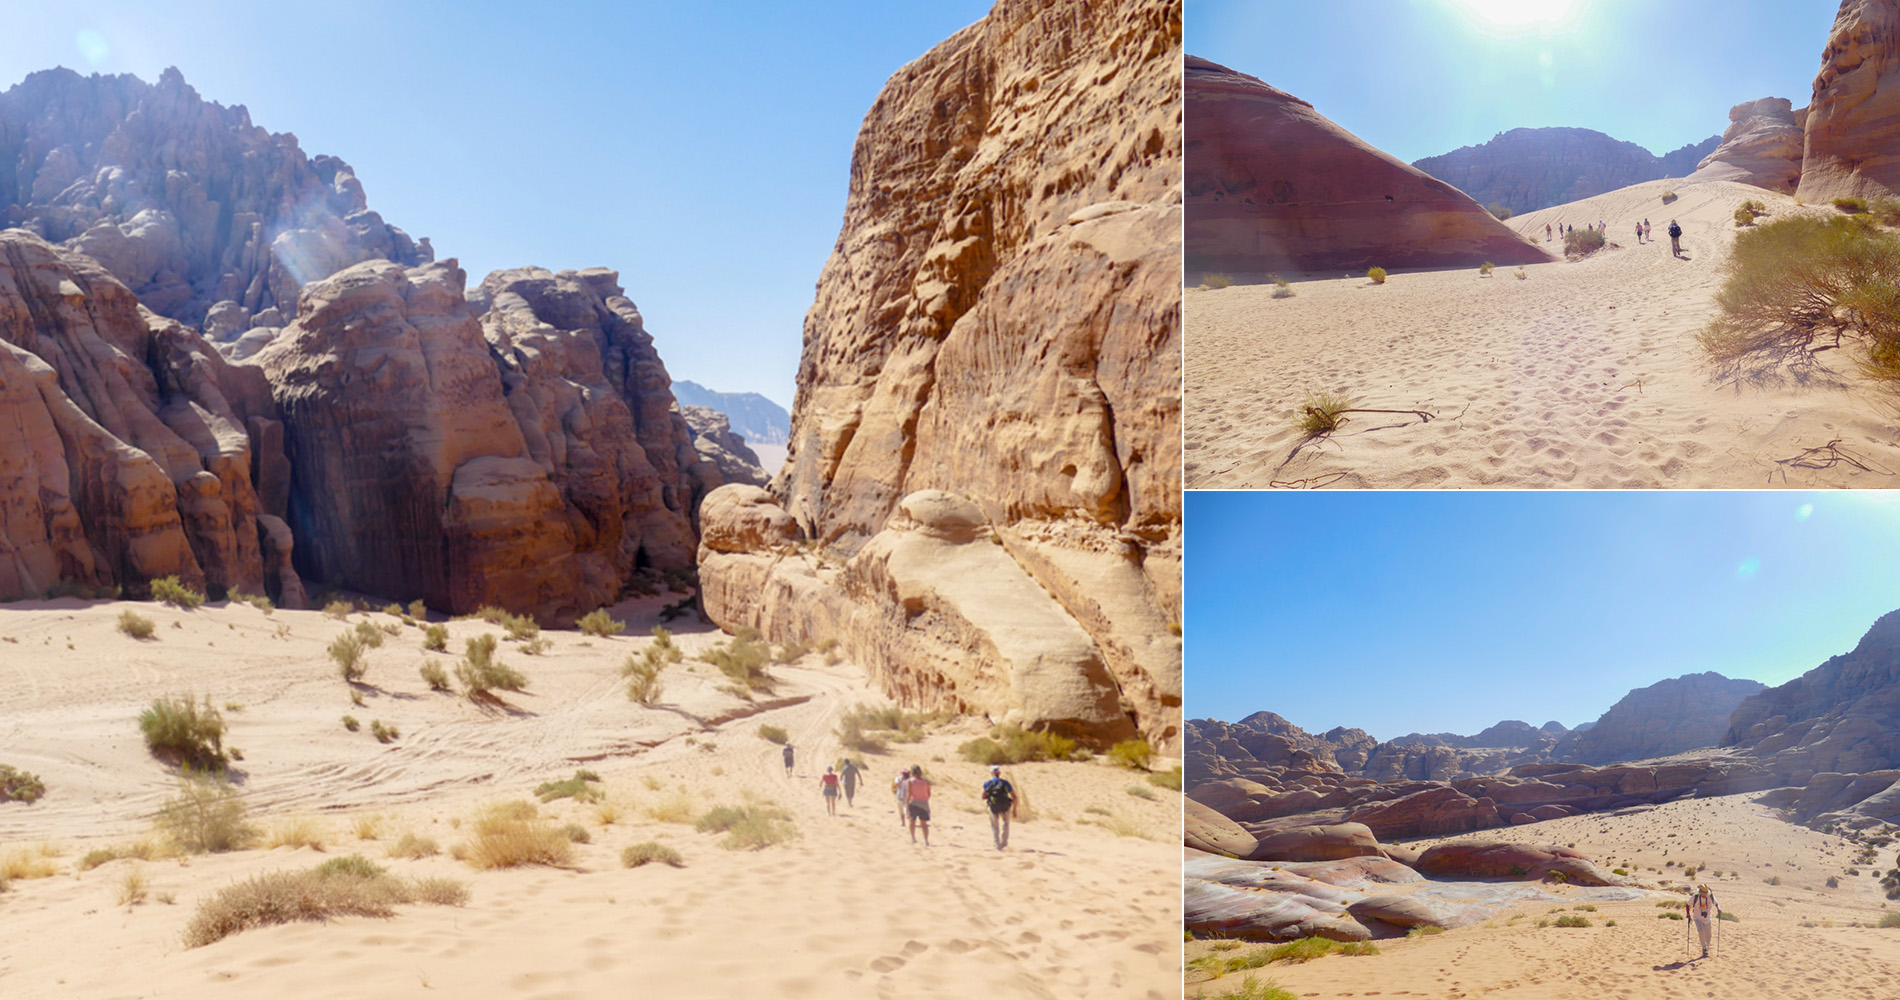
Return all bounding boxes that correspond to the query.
[1724,609,1900,775]
[1185,56,1549,275]
[698,0,1183,749]
[1414,127,1721,216]
[1686,97,1806,191]
[1797,0,1900,203]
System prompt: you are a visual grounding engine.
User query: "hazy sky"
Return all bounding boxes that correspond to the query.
[1188,0,1843,164]
[1187,491,1900,741]
[0,1,998,409]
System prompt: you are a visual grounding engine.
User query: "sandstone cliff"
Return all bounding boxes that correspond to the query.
[1724,608,1900,774]
[1556,671,1766,764]
[1797,0,1900,203]
[681,405,768,487]
[699,0,1182,749]
[0,67,429,330]
[1185,56,1549,275]
[1685,98,1805,192]
[1414,127,1719,216]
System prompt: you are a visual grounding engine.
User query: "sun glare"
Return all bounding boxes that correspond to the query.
[1449,0,1580,30]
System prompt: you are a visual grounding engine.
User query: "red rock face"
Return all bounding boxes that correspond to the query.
[1185,56,1550,275]
[1799,0,1900,202]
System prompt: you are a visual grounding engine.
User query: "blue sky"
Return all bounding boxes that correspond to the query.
[1188,0,1842,164]
[0,1,998,408]
[1186,491,1900,741]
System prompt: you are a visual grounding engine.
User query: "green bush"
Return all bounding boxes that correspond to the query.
[1662,190,1678,205]
[1201,272,1233,289]
[577,608,625,638]
[323,599,353,620]
[422,623,449,652]
[157,772,254,853]
[1735,206,1757,226]
[1,764,45,803]
[958,724,1078,765]
[623,648,667,705]
[342,715,359,731]
[1553,914,1591,927]
[1514,267,1527,280]
[1148,766,1183,791]
[330,632,368,682]
[1367,266,1387,284]
[408,599,428,620]
[352,619,385,648]
[139,695,227,769]
[151,576,204,609]
[1479,261,1495,275]
[117,610,157,639]
[699,627,773,694]
[369,720,398,744]
[757,724,789,745]
[695,803,796,850]
[534,770,603,803]
[501,612,539,642]
[230,591,273,612]
[1835,196,1869,214]
[456,634,526,697]
[182,858,466,947]
[622,841,684,868]
[1563,227,1606,255]
[1295,391,1354,437]
[420,659,451,691]
[1486,202,1511,221]
[1879,912,1900,928]
[1270,275,1294,298]
[1107,739,1154,771]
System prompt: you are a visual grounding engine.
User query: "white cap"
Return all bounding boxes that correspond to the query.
[990,765,1001,774]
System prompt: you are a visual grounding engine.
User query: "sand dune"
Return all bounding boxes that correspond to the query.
[1184,178,1900,488]
[1187,792,1900,999]
[0,598,1180,998]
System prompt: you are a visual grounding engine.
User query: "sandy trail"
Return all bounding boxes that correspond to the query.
[1184,178,1900,488]
[1187,793,1900,999]
[0,597,1180,998]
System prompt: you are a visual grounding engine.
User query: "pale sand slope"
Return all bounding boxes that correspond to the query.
[1185,178,1900,488]
[0,598,1179,999]
[1187,793,1900,999]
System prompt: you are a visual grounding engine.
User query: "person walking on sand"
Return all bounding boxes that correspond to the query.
[894,769,911,826]
[783,743,795,778]
[840,758,861,807]
[820,765,841,817]
[1546,223,1552,241]
[981,764,1018,850]
[1669,219,1684,257]
[1686,883,1721,957]
[905,765,933,845]
[1636,222,1644,244]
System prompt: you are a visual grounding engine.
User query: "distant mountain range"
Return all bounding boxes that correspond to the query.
[1412,127,1720,216]
[671,380,790,446]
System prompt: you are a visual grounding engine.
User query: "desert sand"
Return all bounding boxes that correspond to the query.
[0,596,1180,998]
[1184,178,1900,488]
[1186,792,1900,999]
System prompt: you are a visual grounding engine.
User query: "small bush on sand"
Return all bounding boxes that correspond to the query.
[266,816,328,851]
[1743,198,1767,213]
[1662,190,1678,205]
[407,599,428,620]
[369,720,398,744]
[1295,391,1355,437]
[622,842,684,868]
[2,764,46,804]
[577,608,625,638]
[79,840,168,870]
[1699,215,1900,380]
[958,723,1078,765]
[622,648,667,705]
[1879,912,1900,928]
[1735,206,1757,226]
[117,609,157,639]
[1836,196,1869,214]
[1563,227,1606,255]
[1479,261,1495,276]
[422,623,448,652]
[1201,272,1233,289]
[385,832,439,859]
[0,847,58,882]
[458,801,574,869]
[420,658,451,691]
[699,627,774,694]
[329,632,368,683]
[1108,739,1154,771]
[1828,875,1841,888]
[1149,766,1184,791]
[151,575,204,609]
[230,591,273,612]
[1553,914,1591,927]
[1719,911,1739,922]
[139,695,227,769]
[1407,924,1446,938]
[323,599,353,620]
[456,634,527,698]
[1487,202,1511,221]
[182,857,468,947]
[645,791,697,824]
[757,724,790,745]
[534,770,603,803]
[341,715,360,732]
[695,803,796,850]
[157,772,254,853]
[1515,267,1527,280]
[353,620,387,648]
[1367,266,1387,284]
[1270,275,1294,298]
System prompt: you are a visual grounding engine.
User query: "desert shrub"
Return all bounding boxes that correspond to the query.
[1127,784,1156,800]
[407,599,428,620]
[456,634,527,697]
[79,840,166,870]
[323,599,353,620]
[695,803,796,850]
[1767,874,1781,885]
[419,659,451,691]
[1661,190,1678,204]
[1367,266,1387,284]
[1406,924,1445,938]
[1828,875,1841,887]
[577,608,625,638]
[0,764,45,803]
[182,859,466,947]
[422,623,449,652]
[138,695,227,769]
[1487,202,1511,221]
[330,632,368,682]
[386,832,440,859]
[958,723,1078,765]
[1563,227,1606,255]
[1270,276,1294,298]
[1294,391,1354,437]
[266,816,328,851]
[1699,214,1900,379]
[534,770,603,803]
[341,715,360,731]
[151,575,204,609]
[458,801,573,869]
[353,619,386,649]
[1149,766,1184,791]
[518,636,551,656]
[757,725,792,746]
[117,609,157,639]
[1201,272,1233,289]
[700,628,773,693]
[1743,198,1767,213]
[774,639,809,664]
[1514,267,1527,280]
[1836,196,1869,214]
[369,720,398,743]
[230,591,273,612]
[1735,206,1757,226]
[1553,914,1591,927]
[1479,261,1495,275]
[1107,739,1154,771]
[1880,912,1900,928]
[1206,977,1297,1000]
[156,772,254,853]
[622,841,684,868]
[622,648,667,705]
[501,613,539,641]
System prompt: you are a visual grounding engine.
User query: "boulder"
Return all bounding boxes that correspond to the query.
[1414,842,1628,886]
[1249,823,1382,863]
[1185,797,1258,857]
[1685,98,1805,192]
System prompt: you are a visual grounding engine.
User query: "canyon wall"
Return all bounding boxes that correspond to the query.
[1413,127,1718,216]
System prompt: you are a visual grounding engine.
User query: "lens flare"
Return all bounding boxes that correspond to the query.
[1795,504,1814,521]
[76,29,109,66]
[1737,557,1761,579]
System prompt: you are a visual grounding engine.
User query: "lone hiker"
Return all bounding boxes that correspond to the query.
[820,765,840,817]
[783,743,795,778]
[1546,223,1552,241]
[981,764,1018,850]
[1686,883,1721,958]
[840,758,861,807]
[1669,219,1684,257]
[905,765,933,846]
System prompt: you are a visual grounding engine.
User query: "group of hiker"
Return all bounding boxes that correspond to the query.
[1544,217,1685,256]
[786,742,1021,850]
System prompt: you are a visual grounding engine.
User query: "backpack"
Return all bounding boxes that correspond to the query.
[983,777,1015,811]
[1669,223,1682,238]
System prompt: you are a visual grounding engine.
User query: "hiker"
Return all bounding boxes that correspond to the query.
[783,743,795,778]
[905,765,933,846]
[1545,223,1552,240]
[1685,884,1721,958]
[894,769,911,826]
[1635,222,1644,243]
[981,764,1018,850]
[840,758,861,807]
[1669,219,1683,256]
[820,765,840,816]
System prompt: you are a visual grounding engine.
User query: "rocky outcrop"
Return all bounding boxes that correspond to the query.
[0,229,297,603]
[681,405,768,486]
[1798,0,1900,203]
[1250,823,1382,863]
[699,0,1182,749]
[671,380,789,447]
[1185,797,1257,857]
[1414,842,1631,886]
[1186,56,1548,275]
[1557,672,1766,764]
[253,259,704,623]
[1724,609,1900,774]
[1413,128,1722,216]
[1686,98,1805,191]
[0,67,429,330]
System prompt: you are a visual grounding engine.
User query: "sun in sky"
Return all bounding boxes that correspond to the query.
[1447,0,1581,30]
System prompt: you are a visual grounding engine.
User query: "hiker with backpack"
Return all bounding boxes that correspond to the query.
[981,764,1019,850]
[1685,884,1721,958]
[783,743,795,778]
[1669,219,1684,257]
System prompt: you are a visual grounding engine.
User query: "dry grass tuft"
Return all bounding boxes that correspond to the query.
[456,801,574,869]
[695,802,796,851]
[156,773,254,854]
[385,832,440,860]
[622,842,684,868]
[182,857,468,948]
[117,609,157,640]
[266,816,329,851]
[645,790,697,824]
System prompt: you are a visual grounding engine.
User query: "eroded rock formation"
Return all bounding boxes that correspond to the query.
[1686,98,1805,191]
[1557,671,1766,764]
[698,0,1182,749]
[1724,609,1900,774]
[1414,128,1721,216]
[681,405,768,486]
[1797,0,1900,203]
[1185,56,1549,275]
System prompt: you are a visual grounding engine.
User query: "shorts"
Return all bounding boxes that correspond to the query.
[988,801,1012,815]
[823,786,839,798]
[907,801,932,822]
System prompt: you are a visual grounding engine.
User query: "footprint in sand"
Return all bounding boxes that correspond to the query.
[869,955,906,973]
